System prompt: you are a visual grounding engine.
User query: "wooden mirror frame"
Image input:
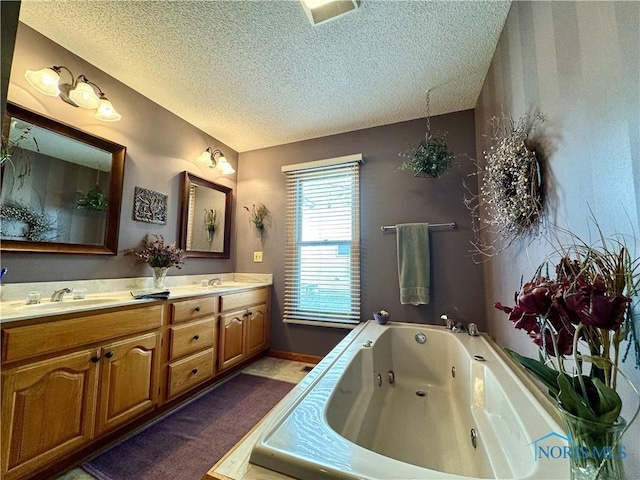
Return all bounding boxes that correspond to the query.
[1,102,126,255]
[179,171,232,259]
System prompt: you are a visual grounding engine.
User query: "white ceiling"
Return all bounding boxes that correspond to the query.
[18,0,511,153]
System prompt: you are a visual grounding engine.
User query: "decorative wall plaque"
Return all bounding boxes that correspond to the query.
[133,186,168,225]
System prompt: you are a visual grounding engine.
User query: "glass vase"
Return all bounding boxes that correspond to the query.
[559,408,627,480]
[152,267,169,290]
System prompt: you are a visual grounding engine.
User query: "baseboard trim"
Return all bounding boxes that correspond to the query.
[267,349,322,364]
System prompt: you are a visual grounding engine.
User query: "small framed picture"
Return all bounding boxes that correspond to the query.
[133,186,168,225]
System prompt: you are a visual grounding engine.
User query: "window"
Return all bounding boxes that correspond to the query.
[282,154,361,327]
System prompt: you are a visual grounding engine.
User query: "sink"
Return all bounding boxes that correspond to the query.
[10,297,122,311]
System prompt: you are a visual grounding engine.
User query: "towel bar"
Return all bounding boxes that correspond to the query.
[381,223,456,232]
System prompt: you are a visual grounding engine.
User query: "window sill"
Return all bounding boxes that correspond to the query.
[283,318,359,329]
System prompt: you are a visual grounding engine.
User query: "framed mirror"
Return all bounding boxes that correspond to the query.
[1,102,126,254]
[179,172,232,258]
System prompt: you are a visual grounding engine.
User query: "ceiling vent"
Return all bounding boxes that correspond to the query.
[300,0,360,26]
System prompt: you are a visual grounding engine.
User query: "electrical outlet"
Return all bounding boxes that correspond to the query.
[253,251,263,263]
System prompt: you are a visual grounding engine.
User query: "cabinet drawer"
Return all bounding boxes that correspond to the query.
[2,306,163,364]
[169,318,215,361]
[167,348,214,399]
[220,288,269,312]
[171,297,217,324]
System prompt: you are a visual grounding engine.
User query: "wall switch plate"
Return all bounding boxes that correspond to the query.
[253,251,263,263]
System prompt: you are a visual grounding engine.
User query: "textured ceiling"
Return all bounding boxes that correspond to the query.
[18,0,511,153]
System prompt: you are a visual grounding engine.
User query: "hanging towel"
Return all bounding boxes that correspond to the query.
[396,223,430,305]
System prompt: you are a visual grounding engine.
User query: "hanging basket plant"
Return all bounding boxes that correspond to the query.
[398,134,455,178]
[397,89,454,178]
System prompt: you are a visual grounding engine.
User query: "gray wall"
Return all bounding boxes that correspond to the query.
[476,1,639,470]
[3,24,238,282]
[236,111,485,356]
[1,1,20,120]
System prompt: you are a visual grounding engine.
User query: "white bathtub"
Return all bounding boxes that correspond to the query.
[250,321,568,479]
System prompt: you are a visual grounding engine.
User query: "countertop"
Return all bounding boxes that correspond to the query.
[0,273,272,323]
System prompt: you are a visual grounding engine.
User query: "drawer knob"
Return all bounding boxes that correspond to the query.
[105,351,114,359]
[90,356,101,363]
[193,335,200,340]
[194,306,201,312]
[191,368,198,375]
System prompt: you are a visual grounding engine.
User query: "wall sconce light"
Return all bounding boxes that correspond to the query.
[24,65,121,122]
[196,147,235,174]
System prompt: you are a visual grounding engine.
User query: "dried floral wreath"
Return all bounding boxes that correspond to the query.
[464,113,544,262]
[0,202,56,241]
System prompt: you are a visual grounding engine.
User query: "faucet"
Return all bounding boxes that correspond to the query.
[441,314,479,336]
[51,288,72,302]
[208,277,222,286]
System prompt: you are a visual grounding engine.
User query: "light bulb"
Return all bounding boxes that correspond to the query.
[69,81,100,109]
[217,157,235,174]
[196,149,213,167]
[24,67,61,96]
[95,97,122,122]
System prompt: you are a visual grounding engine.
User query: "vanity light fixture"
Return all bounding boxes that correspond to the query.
[24,65,121,122]
[196,147,235,175]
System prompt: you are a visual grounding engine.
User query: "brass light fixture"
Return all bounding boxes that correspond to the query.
[24,66,121,122]
[196,147,235,174]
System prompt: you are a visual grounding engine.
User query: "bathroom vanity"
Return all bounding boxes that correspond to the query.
[0,275,272,480]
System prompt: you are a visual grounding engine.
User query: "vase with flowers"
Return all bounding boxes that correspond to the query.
[125,234,185,289]
[495,230,640,480]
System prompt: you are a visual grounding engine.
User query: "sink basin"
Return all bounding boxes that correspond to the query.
[11,297,122,311]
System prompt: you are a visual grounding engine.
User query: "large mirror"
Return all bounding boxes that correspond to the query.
[179,172,232,258]
[1,102,125,254]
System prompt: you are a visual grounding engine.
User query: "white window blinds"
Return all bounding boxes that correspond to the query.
[283,157,361,326]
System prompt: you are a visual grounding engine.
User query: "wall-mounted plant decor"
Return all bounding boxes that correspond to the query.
[1,124,37,193]
[133,186,168,225]
[77,169,108,212]
[464,112,545,262]
[204,208,219,241]
[244,203,269,231]
[397,89,455,178]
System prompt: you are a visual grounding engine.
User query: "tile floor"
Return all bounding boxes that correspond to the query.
[55,357,313,480]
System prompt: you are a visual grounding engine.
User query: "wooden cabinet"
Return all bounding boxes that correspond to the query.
[164,296,218,401]
[1,348,99,480]
[96,332,160,435]
[1,305,162,480]
[218,288,270,371]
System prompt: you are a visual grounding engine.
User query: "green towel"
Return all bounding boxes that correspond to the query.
[397,223,430,305]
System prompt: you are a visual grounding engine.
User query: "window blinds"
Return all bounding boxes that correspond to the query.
[283,160,361,325]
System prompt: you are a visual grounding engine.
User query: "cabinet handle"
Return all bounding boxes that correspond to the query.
[194,306,201,312]
[247,311,253,316]
[191,368,198,375]
[105,351,114,359]
[193,335,200,340]
[90,356,101,363]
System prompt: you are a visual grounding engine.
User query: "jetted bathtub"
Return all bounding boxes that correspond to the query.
[250,321,568,479]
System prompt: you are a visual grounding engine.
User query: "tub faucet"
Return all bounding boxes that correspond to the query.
[208,277,222,286]
[51,288,72,302]
[442,314,478,335]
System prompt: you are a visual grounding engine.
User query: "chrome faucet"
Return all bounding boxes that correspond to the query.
[208,277,222,286]
[51,288,72,302]
[441,314,479,336]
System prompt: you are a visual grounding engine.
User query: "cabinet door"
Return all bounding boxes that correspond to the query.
[96,332,160,435]
[1,348,100,480]
[218,311,245,371]
[246,303,268,357]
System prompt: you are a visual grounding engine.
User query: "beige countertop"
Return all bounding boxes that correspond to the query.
[0,273,272,323]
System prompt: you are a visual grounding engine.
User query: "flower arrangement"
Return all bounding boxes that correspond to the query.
[244,203,269,231]
[495,230,639,479]
[397,133,455,178]
[124,234,185,269]
[464,113,544,262]
[1,126,37,193]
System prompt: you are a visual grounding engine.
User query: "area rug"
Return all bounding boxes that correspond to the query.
[82,374,294,480]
